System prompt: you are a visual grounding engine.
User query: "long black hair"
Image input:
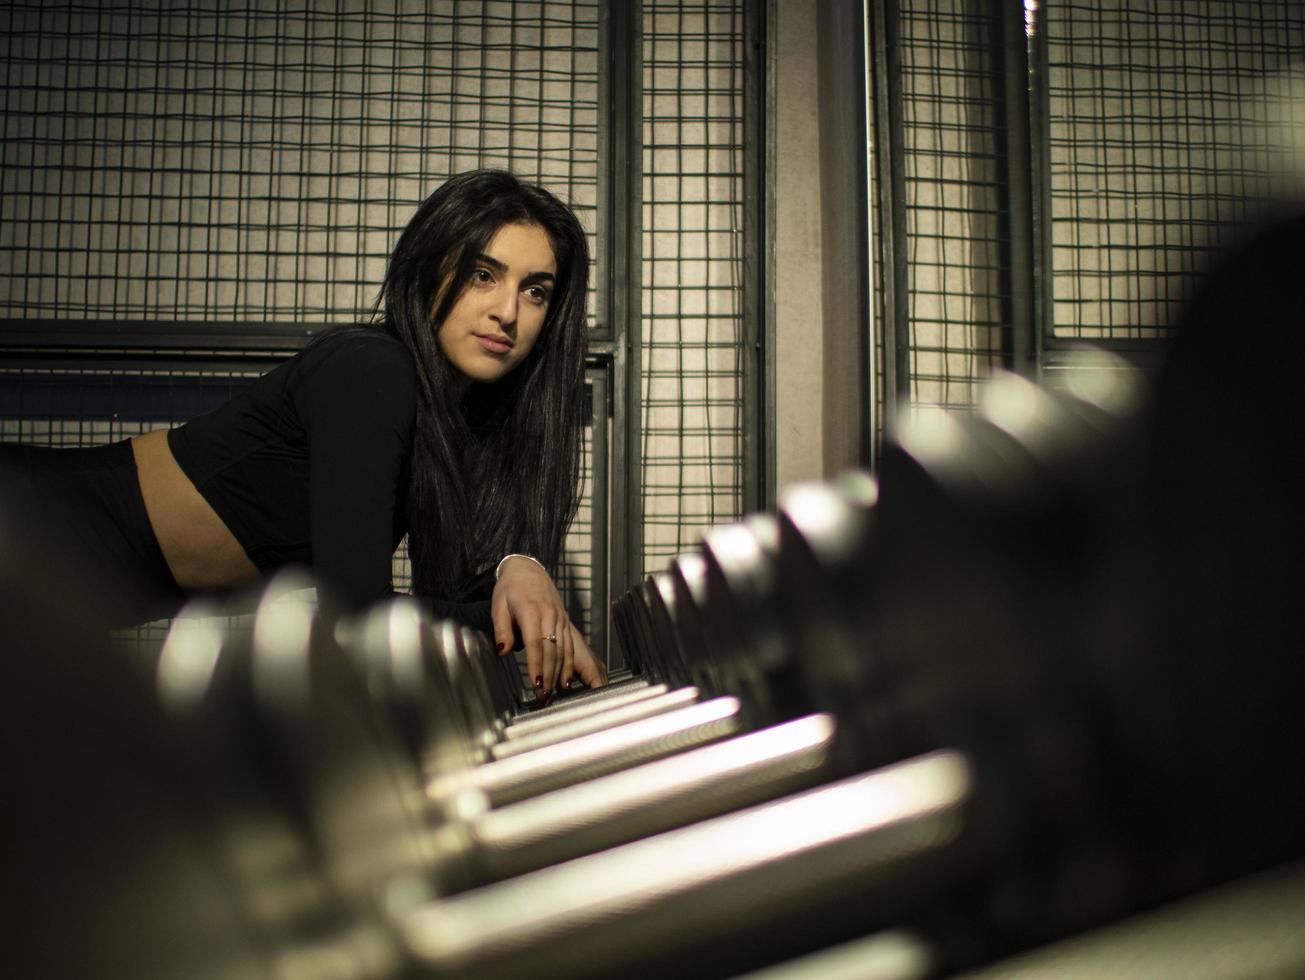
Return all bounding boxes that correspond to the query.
[374,170,589,598]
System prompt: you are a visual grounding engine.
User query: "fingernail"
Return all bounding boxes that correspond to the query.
[497,641,505,652]
[533,675,543,690]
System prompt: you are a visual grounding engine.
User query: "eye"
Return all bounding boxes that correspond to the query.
[524,284,550,305]
[470,267,494,286]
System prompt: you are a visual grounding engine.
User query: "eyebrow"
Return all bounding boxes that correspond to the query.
[475,252,556,285]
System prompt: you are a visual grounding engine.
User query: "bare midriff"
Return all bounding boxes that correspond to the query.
[131,429,261,591]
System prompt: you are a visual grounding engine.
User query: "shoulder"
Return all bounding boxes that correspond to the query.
[302,327,415,377]
[292,328,418,421]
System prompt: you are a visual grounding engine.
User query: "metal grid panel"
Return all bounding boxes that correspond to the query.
[640,0,747,572]
[0,369,258,444]
[0,0,605,645]
[0,0,600,323]
[1046,0,1305,340]
[897,0,1005,409]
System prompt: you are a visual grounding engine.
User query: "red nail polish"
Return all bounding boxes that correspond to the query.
[497,641,505,652]
[533,675,543,689]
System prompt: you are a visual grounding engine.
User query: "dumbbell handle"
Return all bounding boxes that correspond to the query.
[506,673,652,723]
[466,713,838,883]
[404,750,971,980]
[490,687,700,760]
[432,696,743,807]
[503,681,669,737]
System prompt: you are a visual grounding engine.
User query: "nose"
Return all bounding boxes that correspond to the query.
[489,283,518,329]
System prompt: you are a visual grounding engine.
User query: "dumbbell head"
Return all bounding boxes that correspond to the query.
[1138,208,1305,893]
[860,361,1167,951]
[347,598,482,805]
[457,623,518,720]
[609,586,651,677]
[667,551,729,696]
[611,579,667,682]
[193,574,437,959]
[852,318,1303,967]
[773,472,882,765]
[697,514,795,725]
[0,537,271,977]
[638,573,695,688]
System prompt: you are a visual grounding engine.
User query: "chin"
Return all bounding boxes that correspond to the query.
[456,357,516,384]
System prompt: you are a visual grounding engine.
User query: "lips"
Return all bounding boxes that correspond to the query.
[474,333,513,355]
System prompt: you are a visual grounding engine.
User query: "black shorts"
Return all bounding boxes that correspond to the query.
[0,439,184,627]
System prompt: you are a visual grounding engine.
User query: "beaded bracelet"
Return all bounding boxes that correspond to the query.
[495,553,546,581]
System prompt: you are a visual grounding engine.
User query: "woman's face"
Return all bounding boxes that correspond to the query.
[434,221,558,383]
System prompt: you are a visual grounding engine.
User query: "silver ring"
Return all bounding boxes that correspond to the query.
[545,632,557,643]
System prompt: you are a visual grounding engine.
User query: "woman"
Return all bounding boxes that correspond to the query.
[3,170,605,697]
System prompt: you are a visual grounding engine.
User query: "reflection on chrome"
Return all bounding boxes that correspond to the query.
[730,929,933,980]
[156,601,226,711]
[1061,348,1139,418]
[837,469,880,508]
[402,751,972,973]
[782,477,878,568]
[782,482,847,542]
[504,682,671,737]
[251,578,316,703]
[706,521,765,568]
[490,686,702,760]
[897,404,964,465]
[436,695,743,804]
[476,713,837,849]
[384,599,425,692]
[981,372,1045,440]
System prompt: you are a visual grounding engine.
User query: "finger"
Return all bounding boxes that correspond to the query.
[559,619,575,688]
[490,591,515,656]
[542,620,561,695]
[522,612,545,700]
[572,628,607,688]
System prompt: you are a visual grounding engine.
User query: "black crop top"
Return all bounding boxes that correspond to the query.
[168,329,490,626]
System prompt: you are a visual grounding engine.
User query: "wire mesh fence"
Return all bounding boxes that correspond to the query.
[0,0,600,324]
[874,0,1305,423]
[895,0,1006,411]
[1,0,760,655]
[640,0,747,572]
[1046,0,1305,339]
[0,0,609,651]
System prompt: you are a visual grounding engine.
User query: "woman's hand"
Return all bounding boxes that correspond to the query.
[490,556,607,701]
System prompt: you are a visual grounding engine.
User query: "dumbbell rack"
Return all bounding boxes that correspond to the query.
[6,347,1305,979]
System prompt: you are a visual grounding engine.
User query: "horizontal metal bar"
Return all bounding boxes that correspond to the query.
[403,750,972,980]
[0,320,616,374]
[0,371,257,422]
[466,714,839,884]
[506,674,652,723]
[440,696,742,808]
[0,319,321,351]
[503,682,669,737]
[490,686,700,759]
[1040,339,1168,373]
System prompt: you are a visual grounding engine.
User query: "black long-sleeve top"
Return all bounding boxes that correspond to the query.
[167,328,491,627]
